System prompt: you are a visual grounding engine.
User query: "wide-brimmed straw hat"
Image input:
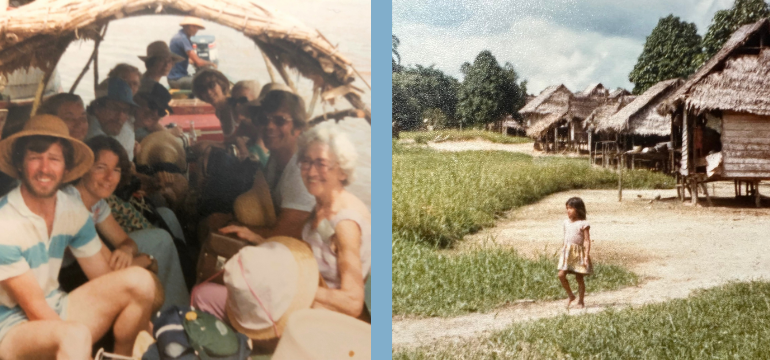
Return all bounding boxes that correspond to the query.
[179,17,206,29]
[136,130,186,172]
[271,309,371,360]
[0,114,94,183]
[224,237,319,342]
[138,41,185,63]
[233,168,276,227]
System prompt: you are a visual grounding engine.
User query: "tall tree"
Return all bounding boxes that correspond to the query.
[628,15,702,94]
[392,65,460,129]
[456,50,527,127]
[700,0,769,63]
[392,34,402,73]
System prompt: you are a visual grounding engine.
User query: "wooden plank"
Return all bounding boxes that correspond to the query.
[723,158,770,165]
[725,165,770,173]
[723,150,770,158]
[721,171,770,179]
[721,137,770,145]
[722,143,770,151]
[721,130,770,138]
[722,121,770,131]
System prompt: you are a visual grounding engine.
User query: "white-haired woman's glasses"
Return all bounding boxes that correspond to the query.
[298,157,337,173]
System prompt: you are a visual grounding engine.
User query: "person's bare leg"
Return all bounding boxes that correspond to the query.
[558,270,575,308]
[66,267,156,355]
[0,320,92,360]
[575,274,586,308]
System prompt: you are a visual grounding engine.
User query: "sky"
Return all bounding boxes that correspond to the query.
[393,0,736,94]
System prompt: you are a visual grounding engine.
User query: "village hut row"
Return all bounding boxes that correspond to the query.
[514,17,770,205]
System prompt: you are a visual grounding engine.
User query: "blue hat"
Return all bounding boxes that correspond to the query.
[107,77,139,107]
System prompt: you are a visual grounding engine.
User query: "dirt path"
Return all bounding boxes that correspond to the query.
[393,184,770,349]
[424,139,587,158]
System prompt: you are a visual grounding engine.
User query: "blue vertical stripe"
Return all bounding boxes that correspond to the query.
[70,217,97,249]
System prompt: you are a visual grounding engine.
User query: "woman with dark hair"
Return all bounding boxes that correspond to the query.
[60,135,190,310]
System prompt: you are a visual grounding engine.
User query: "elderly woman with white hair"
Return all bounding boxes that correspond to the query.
[298,121,370,317]
[190,121,370,320]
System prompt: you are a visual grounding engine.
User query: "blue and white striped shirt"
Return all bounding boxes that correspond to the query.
[0,185,102,321]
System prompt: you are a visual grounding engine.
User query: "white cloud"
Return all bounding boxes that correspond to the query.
[394,0,739,94]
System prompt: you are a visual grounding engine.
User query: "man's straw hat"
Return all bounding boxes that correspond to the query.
[136,130,186,172]
[224,237,319,342]
[272,309,371,360]
[233,169,276,227]
[179,17,206,29]
[138,41,185,63]
[0,114,94,183]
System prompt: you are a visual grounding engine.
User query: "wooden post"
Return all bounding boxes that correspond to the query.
[618,167,622,202]
[307,86,320,119]
[259,48,277,83]
[31,45,68,116]
[690,176,698,205]
[588,132,592,165]
[554,126,558,153]
[755,180,761,207]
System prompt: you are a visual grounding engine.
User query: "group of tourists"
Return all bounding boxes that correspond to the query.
[0,17,371,358]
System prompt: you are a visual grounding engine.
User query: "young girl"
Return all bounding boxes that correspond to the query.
[558,197,592,309]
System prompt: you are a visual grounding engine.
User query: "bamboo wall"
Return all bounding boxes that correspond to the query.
[722,112,770,179]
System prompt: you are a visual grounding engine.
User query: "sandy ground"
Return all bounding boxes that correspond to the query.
[425,140,587,158]
[393,140,770,349]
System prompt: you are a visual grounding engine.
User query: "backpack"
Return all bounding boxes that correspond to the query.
[144,306,251,360]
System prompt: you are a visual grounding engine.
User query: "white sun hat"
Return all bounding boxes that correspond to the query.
[272,308,371,360]
[224,237,319,342]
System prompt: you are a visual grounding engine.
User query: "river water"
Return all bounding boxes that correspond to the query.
[55,0,372,207]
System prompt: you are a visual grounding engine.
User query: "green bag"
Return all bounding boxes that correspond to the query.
[182,310,251,360]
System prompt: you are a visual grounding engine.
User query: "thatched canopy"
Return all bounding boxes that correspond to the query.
[686,48,770,116]
[584,95,635,131]
[519,84,570,115]
[609,88,631,98]
[525,110,568,137]
[599,78,682,136]
[662,18,770,116]
[569,94,605,119]
[0,0,369,119]
[578,83,608,97]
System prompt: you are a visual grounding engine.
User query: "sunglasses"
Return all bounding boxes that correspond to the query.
[256,114,291,127]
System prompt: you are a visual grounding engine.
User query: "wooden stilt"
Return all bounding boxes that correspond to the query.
[755,181,761,208]
[690,177,699,205]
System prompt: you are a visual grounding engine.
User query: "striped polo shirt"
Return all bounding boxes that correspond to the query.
[0,185,102,320]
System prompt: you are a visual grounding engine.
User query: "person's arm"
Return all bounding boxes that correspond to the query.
[95,214,138,270]
[219,208,311,243]
[312,220,365,317]
[186,49,215,68]
[2,272,61,321]
[583,226,591,263]
[215,103,237,136]
[77,251,113,280]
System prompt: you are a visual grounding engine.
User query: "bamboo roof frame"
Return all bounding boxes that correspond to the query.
[0,0,370,122]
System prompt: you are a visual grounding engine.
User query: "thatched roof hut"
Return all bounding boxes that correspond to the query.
[662,18,769,116]
[0,0,370,120]
[609,88,631,99]
[578,83,608,97]
[584,94,635,131]
[598,78,683,136]
[521,84,572,138]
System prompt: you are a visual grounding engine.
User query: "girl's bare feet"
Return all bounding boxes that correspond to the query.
[566,294,576,309]
[575,302,585,309]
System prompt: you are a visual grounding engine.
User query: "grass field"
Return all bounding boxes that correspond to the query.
[392,144,672,316]
[393,240,638,317]
[400,129,533,145]
[394,281,770,359]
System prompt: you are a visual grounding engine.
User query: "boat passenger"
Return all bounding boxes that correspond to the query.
[0,115,156,358]
[134,83,183,142]
[86,77,139,161]
[96,63,142,98]
[220,83,315,239]
[59,135,190,311]
[168,17,216,90]
[139,41,184,92]
[38,93,89,141]
[192,122,370,320]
